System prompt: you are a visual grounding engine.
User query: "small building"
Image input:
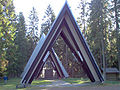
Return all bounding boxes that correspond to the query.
[40,60,58,79]
[105,68,119,80]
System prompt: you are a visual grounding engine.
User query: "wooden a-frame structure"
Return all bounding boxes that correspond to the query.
[21,2,104,84]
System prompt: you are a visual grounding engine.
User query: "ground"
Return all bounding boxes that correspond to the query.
[45,85,120,90]
[0,78,120,90]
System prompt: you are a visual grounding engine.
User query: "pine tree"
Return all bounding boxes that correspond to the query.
[0,0,16,76]
[7,12,28,77]
[113,0,120,77]
[15,12,28,63]
[40,4,56,75]
[88,0,110,80]
[77,0,88,37]
[41,4,55,36]
[28,7,39,45]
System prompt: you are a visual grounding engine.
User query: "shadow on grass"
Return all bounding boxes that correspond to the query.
[62,78,90,84]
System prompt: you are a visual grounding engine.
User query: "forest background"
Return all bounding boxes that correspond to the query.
[0,0,120,80]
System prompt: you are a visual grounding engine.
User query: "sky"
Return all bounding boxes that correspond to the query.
[13,0,90,29]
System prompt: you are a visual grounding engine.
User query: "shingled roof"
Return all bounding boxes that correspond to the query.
[102,68,119,73]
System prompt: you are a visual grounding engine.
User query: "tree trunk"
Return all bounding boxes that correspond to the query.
[114,0,120,79]
[102,39,106,80]
[99,0,106,80]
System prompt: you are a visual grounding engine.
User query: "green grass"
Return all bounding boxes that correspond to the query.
[62,78,90,84]
[63,78,120,85]
[105,80,120,85]
[0,78,52,90]
[31,79,52,85]
[0,78,21,90]
[0,78,120,90]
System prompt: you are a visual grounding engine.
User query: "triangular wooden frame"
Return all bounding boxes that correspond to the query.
[21,34,68,84]
[21,2,104,84]
[35,48,69,79]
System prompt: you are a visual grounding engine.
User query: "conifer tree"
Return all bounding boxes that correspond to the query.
[0,0,16,76]
[77,0,88,38]
[28,7,39,45]
[88,0,110,80]
[7,12,28,77]
[41,4,55,36]
[113,0,120,77]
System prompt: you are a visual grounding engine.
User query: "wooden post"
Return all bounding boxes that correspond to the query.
[65,44,68,69]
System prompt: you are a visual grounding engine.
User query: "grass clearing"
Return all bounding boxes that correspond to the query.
[0,78,120,90]
[32,79,52,85]
[0,78,21,90]
[63,78,120,85]
[105,80,120,85]
[62,78,90,84]
[0,78,52,90]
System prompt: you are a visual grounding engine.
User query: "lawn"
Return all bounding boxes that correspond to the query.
[0,78,52,90]
[0,78,21,90]
[0,78,120,90]
[104,80,120,85]
[63,78,120,85]
[62,78,90,84]
[32,79,52,85]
